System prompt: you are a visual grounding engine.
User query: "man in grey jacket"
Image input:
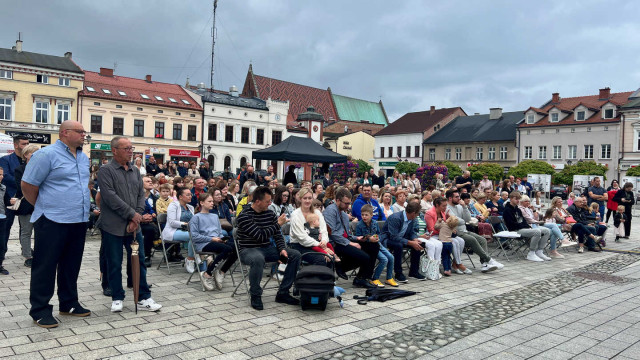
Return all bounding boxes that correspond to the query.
[98,136,162,313]
[445,189,502,273]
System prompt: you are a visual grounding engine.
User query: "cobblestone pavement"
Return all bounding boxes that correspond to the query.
[1,221,640,360]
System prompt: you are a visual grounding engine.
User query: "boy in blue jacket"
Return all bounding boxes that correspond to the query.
[355,205,397,287]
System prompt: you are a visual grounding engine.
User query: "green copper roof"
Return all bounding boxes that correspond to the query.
[331,94,388,125]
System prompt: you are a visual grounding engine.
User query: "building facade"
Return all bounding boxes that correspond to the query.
[325,130,375,166]
[617,89,640,175]
[518,88,631,181]
[0,40,84,145]
[423,108,522,171]
[79,68,202,165]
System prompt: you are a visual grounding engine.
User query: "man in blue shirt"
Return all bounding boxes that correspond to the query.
[380,202,424,281]
[21,121,91,328]
[588,177,607,217]
[351,184,386,221]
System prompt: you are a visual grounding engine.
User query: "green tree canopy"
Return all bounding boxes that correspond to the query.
[508,160,555,179]
[395,161,419,175]
[467,162,505,182]
[554,161,608,185]
[625,166,640,177]
[354,159,372,175]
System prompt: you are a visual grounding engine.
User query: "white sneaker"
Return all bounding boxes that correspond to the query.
[200,272,215,291]
[137,298,162,312]
[214,269,225,290]
[111,300,123,312]
[535,250,552,261]
[185,258,195,273]
[526,251,544,262]
[480,263,498,273]
[488,258,504,270]
[273,272,284,282]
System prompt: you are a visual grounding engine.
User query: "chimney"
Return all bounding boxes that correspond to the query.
[15,39,22,53]
[99,67,114,77]
[599,87,611,100]
[64,51,72,59]
[552,93,560,103]
[430,105,435,115]
[229,85,239,97]
[145,75,152,83]
[489,108,503,120]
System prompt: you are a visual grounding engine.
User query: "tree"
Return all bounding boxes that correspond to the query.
[437,160,462,179]
[395,161,419,175]
[467,162,504,182]
[508,160,555,179]
[354,159,372,175]
[554,161,608,185]
[625,166,640,177]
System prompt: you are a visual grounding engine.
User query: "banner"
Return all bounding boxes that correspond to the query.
[527,174,552,193]
[572,175,601,196]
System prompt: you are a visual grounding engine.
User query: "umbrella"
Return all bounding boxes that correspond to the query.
[353,288,418,305]
[130,234,141,314]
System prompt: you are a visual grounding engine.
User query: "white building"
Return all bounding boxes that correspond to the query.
[191,85,289,173]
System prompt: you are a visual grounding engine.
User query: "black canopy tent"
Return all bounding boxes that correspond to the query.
[252,136,348,179]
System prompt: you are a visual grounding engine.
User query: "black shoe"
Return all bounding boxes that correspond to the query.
[173,253,185,261]
[60,304,91,317]
[353,277,376,289]
[0,266,8,275]
[275,292,300,306]
[34,314,59,328]
[127,281,133,289]
[395,273,408,283]
[335,266,349,280]
[103,288,112,297]
[409,272,427,281]
[588,248,602,253]
[251,295,264,310]
[24,258,33,268]
[144,257,151,268]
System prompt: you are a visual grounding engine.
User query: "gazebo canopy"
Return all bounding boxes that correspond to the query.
[252,136,347,163]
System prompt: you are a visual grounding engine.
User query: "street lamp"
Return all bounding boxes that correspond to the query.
[207,145,211,154]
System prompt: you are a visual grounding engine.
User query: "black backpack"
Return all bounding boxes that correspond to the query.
[294,254,335,311]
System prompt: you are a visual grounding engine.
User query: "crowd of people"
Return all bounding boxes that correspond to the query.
[0,125,635,324]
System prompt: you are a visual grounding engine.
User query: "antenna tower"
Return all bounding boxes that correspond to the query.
[210,0,218,92]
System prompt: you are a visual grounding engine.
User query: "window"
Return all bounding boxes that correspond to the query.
[36,74,48,84]
[241,127,250,144]
[156,110,163,114]
[488,146,496,160]
[118,91,126,96]
[429,148,435,161]
[604,108,614,119]
[102,89,111,94]
[0,97,12,120]
[476,147,483,160]
[173,124,183,140]
[601,144,611,159]
[526,114,534,124]
[188,125,197,141]
[380,147,385,158]
[524,146,532,159]
[584,145,594,159]
[140,93,150,99]
[415,146,420,158]
[190,114,196,118]
[86,86,95,92]
[58,78,70,86]
[576,111,585,121]
[56,103,70,123]
[397,146,402,158]
[445,148,451,160]
[455,148,461,160]
[93,102,100,106]
[0,70,12,79]
[406,146,411,158]
[168,98,177,103]
[155,96,164,101]
[271,130,282,145]
[208,124,217,141]
[116,104,122,109]
[113,117,123,135]
[568,145,577,159]
[550,113,559,122]
[388,147,393,158]
[91,115,102,133]
[256,129,264,145]
[553,145,562,160]
[225,125,233,142]
[154,122,164,138]
[35,101,48,123]
[500,146,508,160]
[538,146,547,159]
[175,112,181,116]
[181,99,191,105]
[134,120,144,137]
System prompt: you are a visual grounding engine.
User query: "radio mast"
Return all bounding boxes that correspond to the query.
[210,0,218,92]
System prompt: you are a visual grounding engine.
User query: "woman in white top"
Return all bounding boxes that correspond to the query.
[392,190,408,213]
[187,162,199,178]
[161,187,196,272]
[380,191,394,218]
[134,157,147,176]
[420,190,433,215]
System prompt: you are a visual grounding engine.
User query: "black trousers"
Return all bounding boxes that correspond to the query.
[29,216,87,320]
[624,208,632,236]
[140,222,157,257]
[387,241,420,276]
[202,239,237,274]
[333,241,379,280]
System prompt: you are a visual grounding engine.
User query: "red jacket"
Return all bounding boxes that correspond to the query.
[607,189,619,211]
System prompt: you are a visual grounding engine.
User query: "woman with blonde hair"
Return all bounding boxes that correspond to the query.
[134,157,146,175]
[392,189,408,213]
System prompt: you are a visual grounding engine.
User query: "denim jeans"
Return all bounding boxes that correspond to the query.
[102,230,151,302]
[173,229,193,257]
[441,242,453,271]
[373,245,394,280]
[543,223,562,250]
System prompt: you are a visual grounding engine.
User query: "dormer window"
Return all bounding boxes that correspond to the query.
[603,108,614,119]
[140,94,150,99]
[576,111,585,121]
[550,113,559,122]
[526,114,534,124]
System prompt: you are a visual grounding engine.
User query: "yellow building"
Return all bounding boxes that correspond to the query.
[79,68,203,164]
[324,130,375,166]
[0,40,84,145]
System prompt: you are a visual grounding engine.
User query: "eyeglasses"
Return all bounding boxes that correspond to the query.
[66,129,87,135]
[116,147,135,152]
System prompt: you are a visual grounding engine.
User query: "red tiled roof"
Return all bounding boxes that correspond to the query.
[80,70,202,111]
[375,107,464,136]
[520,91,632,128]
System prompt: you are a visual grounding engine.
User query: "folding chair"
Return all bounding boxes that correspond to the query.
[186,226,216,291]
[488,216,521,261]
[155,213,184,274]
[230,238,282,304]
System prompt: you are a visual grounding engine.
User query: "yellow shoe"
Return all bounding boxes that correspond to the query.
[385,278,399,287]
[371,279,385,288]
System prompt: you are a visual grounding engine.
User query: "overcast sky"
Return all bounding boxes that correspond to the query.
[3,0,640,121]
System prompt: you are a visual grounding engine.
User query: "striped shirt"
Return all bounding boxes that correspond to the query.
[235,206,285,252]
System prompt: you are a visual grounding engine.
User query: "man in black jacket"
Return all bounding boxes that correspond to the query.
[502,191,550,262]
[567,196,603,253]
[145,156,159,177]
[240,165,259,190]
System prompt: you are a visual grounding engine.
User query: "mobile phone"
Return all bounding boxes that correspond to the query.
[279,253,288,264]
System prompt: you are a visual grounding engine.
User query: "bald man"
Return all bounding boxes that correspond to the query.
[22,121,92,328]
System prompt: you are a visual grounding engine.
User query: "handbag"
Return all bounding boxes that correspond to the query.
[467,217,479,226]
[216,206,233,231]
[565,216,576,224]
[418,250,430,276]
[7,197,22,211]
[427,258,441,281]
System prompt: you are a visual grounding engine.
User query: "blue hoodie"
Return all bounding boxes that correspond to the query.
[351,194,386,221]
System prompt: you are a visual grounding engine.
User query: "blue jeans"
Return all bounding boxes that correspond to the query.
[102,230,151,302]
[173,230,193,257]
[441,242,453,271]
[543,223,562,250]
[373,245,394,280]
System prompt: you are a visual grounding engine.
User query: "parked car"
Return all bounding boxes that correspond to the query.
[549,184,568,200]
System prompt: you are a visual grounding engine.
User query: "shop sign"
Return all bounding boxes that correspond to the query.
[169,149,200,157]
[5,131,51,144]
[379,161,398,166]
[91,143,111,151]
